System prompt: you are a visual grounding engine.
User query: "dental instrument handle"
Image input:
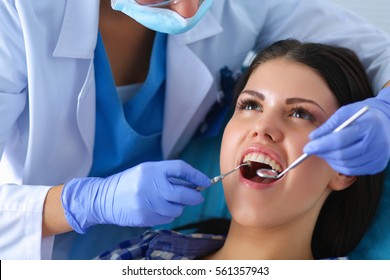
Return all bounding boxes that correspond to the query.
[212,162,250,183]
[333,105,369,132]
[195,162,250,191]
[276,106,369,179]
[210,167,238,184]
[276,153,309,179]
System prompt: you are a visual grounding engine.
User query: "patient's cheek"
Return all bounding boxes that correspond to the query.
[220,131,237,173]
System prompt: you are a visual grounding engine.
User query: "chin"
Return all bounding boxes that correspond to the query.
[228,203,274,228]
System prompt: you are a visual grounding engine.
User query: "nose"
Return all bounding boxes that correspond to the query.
[250,113,284,143]
[169,0,201,18]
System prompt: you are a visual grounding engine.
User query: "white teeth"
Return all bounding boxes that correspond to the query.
[243,153,282,172]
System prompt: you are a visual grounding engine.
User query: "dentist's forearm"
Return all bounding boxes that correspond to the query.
[42,184,72,237]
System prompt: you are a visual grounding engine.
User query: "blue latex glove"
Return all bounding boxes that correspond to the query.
[304,87,390,175]
[61,160,211,233]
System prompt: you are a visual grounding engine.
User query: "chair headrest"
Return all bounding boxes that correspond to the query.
[349,163,390,259]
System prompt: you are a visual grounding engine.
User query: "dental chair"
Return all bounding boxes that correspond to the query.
[349,163,390,259]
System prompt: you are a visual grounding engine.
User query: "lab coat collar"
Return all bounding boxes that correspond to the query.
[163,11,222,159]
[53,0,99,59]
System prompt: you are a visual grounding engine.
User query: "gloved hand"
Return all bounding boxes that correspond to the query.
[304,86,390,176]
[61,160,211,233]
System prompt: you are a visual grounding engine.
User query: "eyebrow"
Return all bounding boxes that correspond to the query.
[241,90,265,100]
[285,97,325,113]
[241,90,325,112]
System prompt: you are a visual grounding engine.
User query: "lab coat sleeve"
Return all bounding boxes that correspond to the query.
[0,184,54,259]
[0,0,28,156]
[258,0,390,93]
[0,1,53,259]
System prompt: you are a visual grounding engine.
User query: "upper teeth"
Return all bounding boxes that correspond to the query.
[243,153,282,172]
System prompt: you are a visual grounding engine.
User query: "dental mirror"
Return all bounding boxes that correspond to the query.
[256,168,280,179]
[256,105,369,180]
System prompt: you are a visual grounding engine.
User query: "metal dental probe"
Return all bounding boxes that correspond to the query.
[194,161,251,191]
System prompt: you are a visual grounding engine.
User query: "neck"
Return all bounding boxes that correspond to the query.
[207,220,315,260]
[99,1,156,86]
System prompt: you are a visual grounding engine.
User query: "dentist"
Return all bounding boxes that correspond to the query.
[0,0,389,259]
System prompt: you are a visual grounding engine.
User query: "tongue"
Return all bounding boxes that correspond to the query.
[249,175,276,184]
[242,161,276,184]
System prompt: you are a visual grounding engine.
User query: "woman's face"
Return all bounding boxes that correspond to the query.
[221,58,342,229]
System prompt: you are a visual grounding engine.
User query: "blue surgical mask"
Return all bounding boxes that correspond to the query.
[111,0,213,35]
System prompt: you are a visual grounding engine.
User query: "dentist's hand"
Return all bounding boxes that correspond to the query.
[61,160,211,233]
[304,87,390,175]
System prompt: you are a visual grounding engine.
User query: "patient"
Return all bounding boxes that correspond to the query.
[96,39,384,260]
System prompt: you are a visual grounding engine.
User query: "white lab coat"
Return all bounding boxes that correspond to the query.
[0,0,389,259]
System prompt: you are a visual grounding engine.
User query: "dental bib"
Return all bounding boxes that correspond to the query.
[111,0,213,35]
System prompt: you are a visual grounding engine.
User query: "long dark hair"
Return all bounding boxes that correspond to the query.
[233,39,384,259]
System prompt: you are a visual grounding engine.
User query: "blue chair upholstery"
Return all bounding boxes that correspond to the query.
[350,163,390,259]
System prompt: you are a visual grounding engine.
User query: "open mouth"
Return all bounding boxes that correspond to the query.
[241,153,283,184]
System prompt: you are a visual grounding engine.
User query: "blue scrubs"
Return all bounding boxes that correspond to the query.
[91,30,230,228]
[89,32,166,177]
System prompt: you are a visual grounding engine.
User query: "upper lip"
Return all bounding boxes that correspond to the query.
[240,145,285,171]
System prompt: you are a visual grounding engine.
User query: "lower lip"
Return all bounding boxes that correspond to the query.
[239,173,278,190]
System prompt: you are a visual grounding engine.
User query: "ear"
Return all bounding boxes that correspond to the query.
[329,173,356,191]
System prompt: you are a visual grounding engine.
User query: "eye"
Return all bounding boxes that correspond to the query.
[236,98,262,111]
[290,106,316,123]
